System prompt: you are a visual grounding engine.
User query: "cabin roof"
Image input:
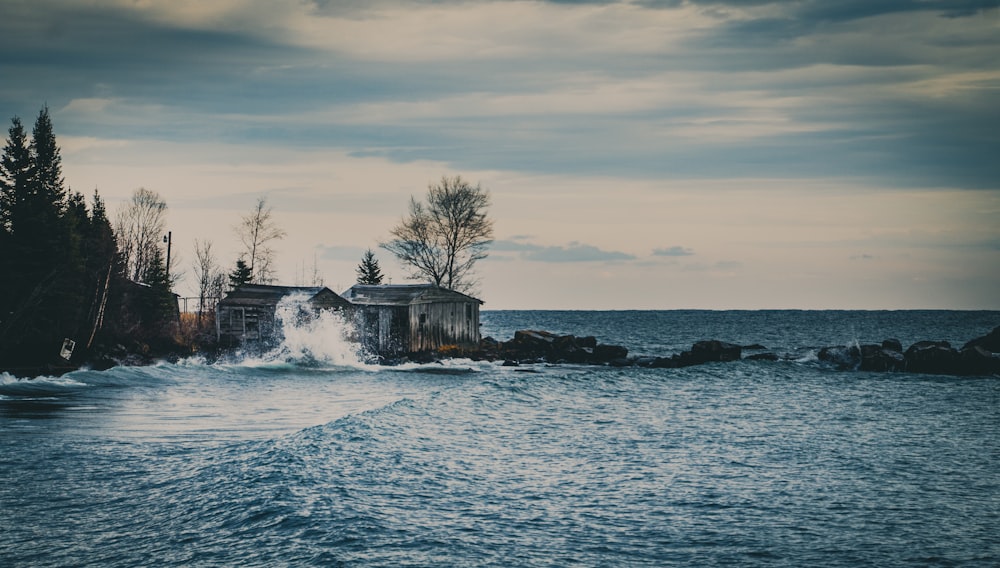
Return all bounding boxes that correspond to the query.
[219,284,350,308]
[342,284,483,306]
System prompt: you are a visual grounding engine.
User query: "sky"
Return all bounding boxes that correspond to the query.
[1,0,998,309]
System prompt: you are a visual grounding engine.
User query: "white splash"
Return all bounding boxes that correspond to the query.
[256,293,371,369]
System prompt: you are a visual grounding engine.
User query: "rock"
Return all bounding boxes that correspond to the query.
[859,344,905,372]
[882,338,903,353]
[742,344,768,351]
[496,330,628,365]
[962,326,1000,353]
[552,334,592,363]
[501,330,557,360]
[818,345,860,370]
[632,356,658,367]
[675,340,742,367]
[649,356,678,369]
[904,341,959,375]
[957,345,1000,376]
[593,344,629,363]
[695,340,741,362]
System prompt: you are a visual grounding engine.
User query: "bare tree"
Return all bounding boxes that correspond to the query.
[115,187,167,283]
[192,239,224,327]
[294,253,324,287]
[381,176,493,293]
[235,197,286,284]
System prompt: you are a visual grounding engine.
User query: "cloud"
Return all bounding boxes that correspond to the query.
[653,246,695,257]
[490,238,636,262]
[3,0,997,188]
[522,242,636,263]
[491,239,544,252]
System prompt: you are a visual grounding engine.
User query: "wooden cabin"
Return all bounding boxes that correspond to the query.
[342,284,482,356]
[216,284,353,347]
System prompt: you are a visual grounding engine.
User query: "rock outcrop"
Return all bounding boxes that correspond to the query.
[814,327,1000,376]
[462,325,1000,377]
[477,330,629,366]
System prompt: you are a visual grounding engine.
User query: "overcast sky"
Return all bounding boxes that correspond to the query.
[2,0,998,309]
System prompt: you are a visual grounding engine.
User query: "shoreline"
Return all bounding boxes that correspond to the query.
[5,324,998,380]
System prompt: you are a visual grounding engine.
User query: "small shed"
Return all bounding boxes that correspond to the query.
[216,284,353,347]
[342,284,483,356]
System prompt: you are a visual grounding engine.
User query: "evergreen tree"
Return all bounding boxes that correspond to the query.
[81,190,121,348]
[0,109,116,370]
[0,108,75,366]
[356,249,384,285]
[29,106,65,216]
[130,246,177,342]
[0,117,31,235]
[0,117,31,327]
[228,258,252,290]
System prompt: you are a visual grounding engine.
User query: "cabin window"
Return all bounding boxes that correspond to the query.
[419,313,426,326]
[465,304,473,320]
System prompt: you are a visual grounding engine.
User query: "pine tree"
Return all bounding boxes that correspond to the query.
[0,117,31,236]
[29,106,65,216]
[0,109,79,367]
[0,117,31,326]
[81,190,121,348]
[356,249,384,285]
[139,246,177,335]
[229,258,253,290]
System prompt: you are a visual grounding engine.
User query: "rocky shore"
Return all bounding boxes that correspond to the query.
[467,326,1000,377]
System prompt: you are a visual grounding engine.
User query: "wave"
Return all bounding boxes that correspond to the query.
[219,294,376,371]
[0,363,187,397]
[0,371,90,397]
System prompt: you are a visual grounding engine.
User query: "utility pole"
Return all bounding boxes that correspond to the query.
[164,231,172,282]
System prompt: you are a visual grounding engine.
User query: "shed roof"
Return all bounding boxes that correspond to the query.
[219,284,351,308]
[342,284,483,306]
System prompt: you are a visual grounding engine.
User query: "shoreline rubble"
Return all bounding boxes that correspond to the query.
[6,325,999,380]
[462,325,1000,377]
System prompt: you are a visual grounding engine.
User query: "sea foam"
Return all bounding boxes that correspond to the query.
[239,293,372,370]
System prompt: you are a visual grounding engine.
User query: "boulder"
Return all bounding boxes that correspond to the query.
[648,356,678,369]
[859,344,905,372]
[675,340,742,367]
[499,330,627,365]
[818,345,860,370]
[745,352,779,362]
[962,326,1000,353]
[957,345,1000,376]
[593,344,629,363]
[502,330,558,360]
[552,334,592,363]
[882,338,903,353]
[904,341,959,375]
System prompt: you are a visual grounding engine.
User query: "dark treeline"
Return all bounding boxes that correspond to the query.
[0,107,178,375]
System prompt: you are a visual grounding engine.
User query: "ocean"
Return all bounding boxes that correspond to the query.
[2,310,998,567]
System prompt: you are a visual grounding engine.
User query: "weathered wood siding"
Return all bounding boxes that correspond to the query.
[216,305,277,346]
[354,305,409,356]
[408,301,480,352]
[215,286,351,348]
